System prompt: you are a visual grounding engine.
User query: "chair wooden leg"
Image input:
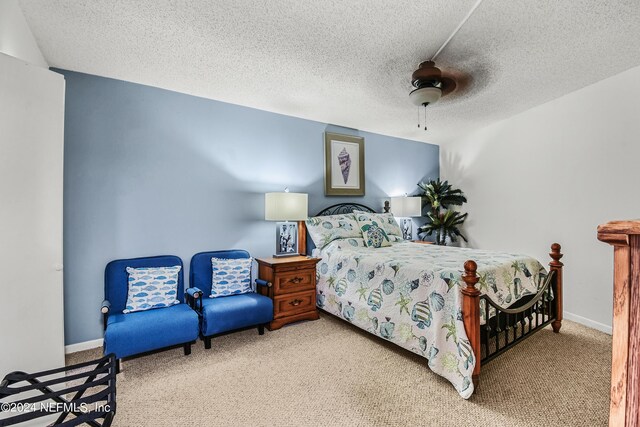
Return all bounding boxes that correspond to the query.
[204,336,212,349]
[184,343,191,356]
[115,359,121,374]
[258,325,265,335]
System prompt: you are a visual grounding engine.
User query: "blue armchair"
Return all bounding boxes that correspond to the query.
[188,250,273,349]
[101,255,200,369]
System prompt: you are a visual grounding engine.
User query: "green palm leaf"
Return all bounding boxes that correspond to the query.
[418,210,468,245]
[416,178,468,245]
[417,179,467,213]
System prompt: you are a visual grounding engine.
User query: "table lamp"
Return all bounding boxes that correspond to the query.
[265,189,308,257]
[390,195,422,240]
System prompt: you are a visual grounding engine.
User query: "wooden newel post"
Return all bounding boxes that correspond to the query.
[597,220,640,427]
[461,259,481,388]
[549,243,563,333]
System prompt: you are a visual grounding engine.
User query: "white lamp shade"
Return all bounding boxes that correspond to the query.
[265,192,308,221]
[390,196,422,217]
[404,197,422,217]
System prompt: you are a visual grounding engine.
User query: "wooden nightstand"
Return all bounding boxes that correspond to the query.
[256,256,321,330]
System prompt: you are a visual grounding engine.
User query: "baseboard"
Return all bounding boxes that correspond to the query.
[61,312,610,353]
[564,311,612,335]
[65,338,103,354]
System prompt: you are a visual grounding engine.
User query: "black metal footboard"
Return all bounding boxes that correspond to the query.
[480,270,558,363]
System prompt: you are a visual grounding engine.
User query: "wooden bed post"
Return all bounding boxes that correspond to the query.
[549,243,563,333]
[461,260,481,388]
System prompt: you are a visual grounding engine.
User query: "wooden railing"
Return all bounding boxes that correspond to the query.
[598,220,640,427]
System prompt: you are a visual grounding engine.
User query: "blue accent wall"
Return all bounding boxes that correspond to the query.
[56,69,439,345]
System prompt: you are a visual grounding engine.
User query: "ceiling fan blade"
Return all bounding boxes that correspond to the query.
[440,77,457,96]
[441,70,472,97]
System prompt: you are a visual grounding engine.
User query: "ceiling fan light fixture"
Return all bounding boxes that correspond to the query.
[409,86,442,106]
[409,60,461,131]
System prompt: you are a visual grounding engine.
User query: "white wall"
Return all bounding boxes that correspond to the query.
[0,0,48,67]
[0,53,65,376]
[442,65,640,334]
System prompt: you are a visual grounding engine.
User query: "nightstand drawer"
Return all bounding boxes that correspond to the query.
[256,256,321,330]
[273,290,315,318]
[274,269,315,294]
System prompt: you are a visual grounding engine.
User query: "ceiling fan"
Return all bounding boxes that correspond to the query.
[409,0,483,130]
[409,61,471,131]
[409,60,458,107]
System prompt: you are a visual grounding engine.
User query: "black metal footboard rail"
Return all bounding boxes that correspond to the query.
[0,354,116,426]
[480,270,557,363]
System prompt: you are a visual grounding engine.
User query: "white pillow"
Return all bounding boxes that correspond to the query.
[124,266,181,313]
[305,213,362,249]
[210,257,253,298]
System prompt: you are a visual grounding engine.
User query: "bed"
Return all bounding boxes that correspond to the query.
[301,203,563,399]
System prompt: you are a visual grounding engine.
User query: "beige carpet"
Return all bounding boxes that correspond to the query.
[67,314,611,427]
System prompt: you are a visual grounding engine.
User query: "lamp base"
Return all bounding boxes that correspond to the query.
[401,218,413,240]
[272,252,300,258]
[274,221,299,257]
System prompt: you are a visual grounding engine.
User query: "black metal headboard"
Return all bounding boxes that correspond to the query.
[314,203,375,216]
[306,203,376,255]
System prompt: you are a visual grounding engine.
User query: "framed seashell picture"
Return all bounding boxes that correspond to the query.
[324,132,365,196]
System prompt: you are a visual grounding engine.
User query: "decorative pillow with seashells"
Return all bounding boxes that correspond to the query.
[305,214,362,249]
[352,210,404,239]
[360,221,392,248]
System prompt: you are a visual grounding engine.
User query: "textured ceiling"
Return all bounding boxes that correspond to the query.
[19,0,640,144]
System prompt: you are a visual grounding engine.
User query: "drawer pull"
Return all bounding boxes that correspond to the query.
[289,299,303,306]
[288,276,304,284]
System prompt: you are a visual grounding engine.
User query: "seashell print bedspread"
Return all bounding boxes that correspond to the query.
[314,240,548,399]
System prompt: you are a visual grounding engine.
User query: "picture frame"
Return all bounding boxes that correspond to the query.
[324,132,365,196]
[275,221,299,257]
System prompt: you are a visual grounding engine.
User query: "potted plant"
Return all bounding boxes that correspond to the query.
[417,179,468,245]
